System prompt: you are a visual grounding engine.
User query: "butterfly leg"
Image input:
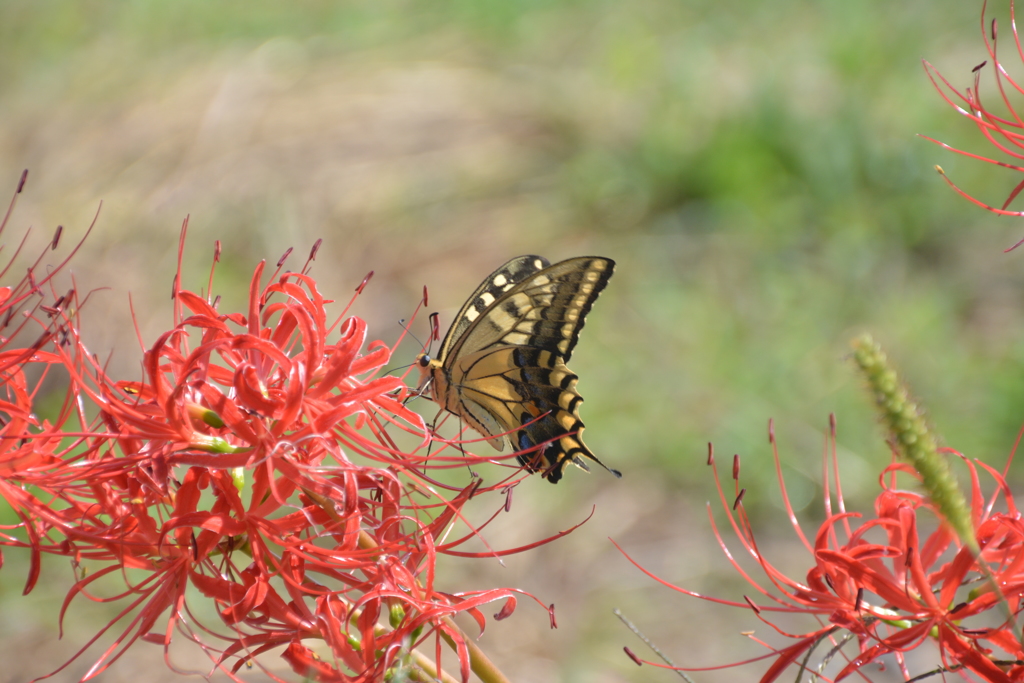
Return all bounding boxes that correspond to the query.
[455,413,480,479]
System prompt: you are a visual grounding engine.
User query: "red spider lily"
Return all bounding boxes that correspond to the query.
[616,416,1024,682]
[922,0,1024,251]
[0,171,101,593]
[0,216,576,683]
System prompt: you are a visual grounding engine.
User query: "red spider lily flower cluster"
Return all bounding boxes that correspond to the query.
[0,170,97,565]
[923,0,1024,251]
[0,180,563,682]
[617,417,1024,682]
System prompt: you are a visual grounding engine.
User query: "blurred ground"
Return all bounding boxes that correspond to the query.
[0,0,1021,681]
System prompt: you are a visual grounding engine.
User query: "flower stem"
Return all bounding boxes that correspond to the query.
[356,529,512,683]
[304,484,511,683]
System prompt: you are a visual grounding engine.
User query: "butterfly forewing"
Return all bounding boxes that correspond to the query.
[424,255,617,484]
[447,257,614,364]
[437,255,550,361]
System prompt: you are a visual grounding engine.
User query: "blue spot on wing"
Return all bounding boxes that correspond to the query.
[518,432,535,451]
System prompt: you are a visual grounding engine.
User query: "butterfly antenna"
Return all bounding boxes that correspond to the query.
[385,315,439,394]
[399,312,440,355]
[398,317,428,352]
[381,360,416,379]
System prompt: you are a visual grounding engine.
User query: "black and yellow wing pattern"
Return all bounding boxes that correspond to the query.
[417,255,619,484]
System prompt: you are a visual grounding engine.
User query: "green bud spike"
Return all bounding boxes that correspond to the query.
[851,334,976,552]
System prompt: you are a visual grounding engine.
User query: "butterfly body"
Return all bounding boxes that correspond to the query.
[417,255,618,484]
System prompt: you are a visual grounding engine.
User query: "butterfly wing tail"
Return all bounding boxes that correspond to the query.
[516,427,622,484]
[503,350,620,484]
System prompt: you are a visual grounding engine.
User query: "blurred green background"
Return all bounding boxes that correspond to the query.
[0,0,1019,680]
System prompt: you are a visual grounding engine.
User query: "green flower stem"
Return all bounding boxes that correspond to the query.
[357,529,512,683]
[305,485,512,683]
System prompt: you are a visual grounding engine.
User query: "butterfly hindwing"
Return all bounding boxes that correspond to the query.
[497,347,594,482]
[420,255,617,484]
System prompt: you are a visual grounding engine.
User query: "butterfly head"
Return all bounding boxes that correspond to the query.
[414,352,443,398]
[415,352,442,373]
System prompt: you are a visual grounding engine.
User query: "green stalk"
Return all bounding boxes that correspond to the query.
[851,334,975,551]
[852,334,1022,647]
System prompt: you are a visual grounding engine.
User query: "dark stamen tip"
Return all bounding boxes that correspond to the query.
[356,271,374,294]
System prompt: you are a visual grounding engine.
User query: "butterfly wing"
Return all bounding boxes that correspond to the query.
[418,255,550,448]
[428,256,617,484]
[444,256,613,364]
[436,255,550,361]
[450,344,615,483]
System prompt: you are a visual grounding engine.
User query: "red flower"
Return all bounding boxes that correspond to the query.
[0,171,101,594]
[923,0,1024,250]
[0,217,562,682]
[617,417,1024,682]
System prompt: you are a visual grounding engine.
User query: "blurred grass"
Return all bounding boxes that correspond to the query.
[0,0,1020,681]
